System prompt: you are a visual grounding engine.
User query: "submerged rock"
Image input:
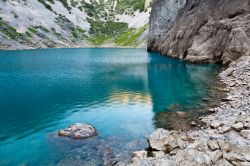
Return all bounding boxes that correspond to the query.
[58,123,98,140]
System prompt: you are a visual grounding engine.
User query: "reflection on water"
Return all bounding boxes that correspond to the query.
[0,48,221,165]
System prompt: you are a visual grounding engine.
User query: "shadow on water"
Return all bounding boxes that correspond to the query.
[147,53,225,130]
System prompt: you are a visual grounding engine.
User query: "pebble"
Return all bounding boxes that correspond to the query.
[240,130,250,140]
[191,121,197,126]
[232,122,244,131]
[207,140,219,151]
[218,126,231,134]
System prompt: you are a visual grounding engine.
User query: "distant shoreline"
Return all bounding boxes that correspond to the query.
[0,46,147,51]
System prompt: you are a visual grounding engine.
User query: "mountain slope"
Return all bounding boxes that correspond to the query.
[0,0,152,50]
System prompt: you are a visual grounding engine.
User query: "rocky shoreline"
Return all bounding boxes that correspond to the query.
[129,56,250,166]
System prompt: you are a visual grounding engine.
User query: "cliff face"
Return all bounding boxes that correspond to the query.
[148,0,250,65]
[147,0,186,50]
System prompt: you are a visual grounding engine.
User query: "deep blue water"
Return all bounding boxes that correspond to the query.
[0,48,221,165]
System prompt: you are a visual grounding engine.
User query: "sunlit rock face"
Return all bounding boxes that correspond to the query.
[148,0,250,65]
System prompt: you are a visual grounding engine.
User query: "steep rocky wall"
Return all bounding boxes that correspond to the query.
[148,0,250,65]
[147,0,186,50]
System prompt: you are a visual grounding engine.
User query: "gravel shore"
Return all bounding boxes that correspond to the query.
[129,56,250,166]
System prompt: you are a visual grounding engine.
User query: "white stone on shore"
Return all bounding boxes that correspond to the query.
[207,140,219,151]
[223,152,245,162]
[215,159,233,166]
[232,122,244,131]
[152,151,165,158]
[131,151,147,163]
[191,121,197,126]
[147,128,170,151]
[209,150,223,164]
[218,126,231,134]
[240,130,250,140]
[210,122,223,129]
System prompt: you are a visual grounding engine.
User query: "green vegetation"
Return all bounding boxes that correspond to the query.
[116,0,145,14]
[0,19,28,42]
[25,31,33,37]
[1,0,149,47]
[28,27,37,33]
[28,26,49,34]
[80,0,113,19]
[114,24,148,46]
[71,27,87,39]
[70,0,77,7]
[89,34,110,46]
[88,20,128,36]
[80,0,146,19]
[37,0,53,11]
[88,19,128,45]
[34,26,49,32]
[58,0,71,11]
[78,0,148,46]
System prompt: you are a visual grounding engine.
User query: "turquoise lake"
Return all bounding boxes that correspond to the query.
[0,48,221,165]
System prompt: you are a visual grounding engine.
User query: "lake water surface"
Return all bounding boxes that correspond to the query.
[0,48,221,165]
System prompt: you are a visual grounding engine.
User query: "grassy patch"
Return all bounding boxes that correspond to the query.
[116,0,145,14]
[0,19,22,39]
[28,27,37,33]
[89,20,128,36]
[114,24,148,46]
[87,19,128,45]
[25,31,32,37]
[89,34,110,46]
[71,27,87,39]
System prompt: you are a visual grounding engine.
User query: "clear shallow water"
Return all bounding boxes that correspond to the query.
[0,48,221,165]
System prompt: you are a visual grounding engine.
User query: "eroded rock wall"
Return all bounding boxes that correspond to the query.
[147,0,186,51]
[148,0,250,65]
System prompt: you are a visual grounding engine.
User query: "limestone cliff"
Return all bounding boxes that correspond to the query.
[148,0,250,65]
[148,0,186,51]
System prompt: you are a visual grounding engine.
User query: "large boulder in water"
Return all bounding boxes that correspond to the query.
[58,123,98,140]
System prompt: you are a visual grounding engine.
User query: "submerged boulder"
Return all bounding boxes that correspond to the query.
[58,123,98,140]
